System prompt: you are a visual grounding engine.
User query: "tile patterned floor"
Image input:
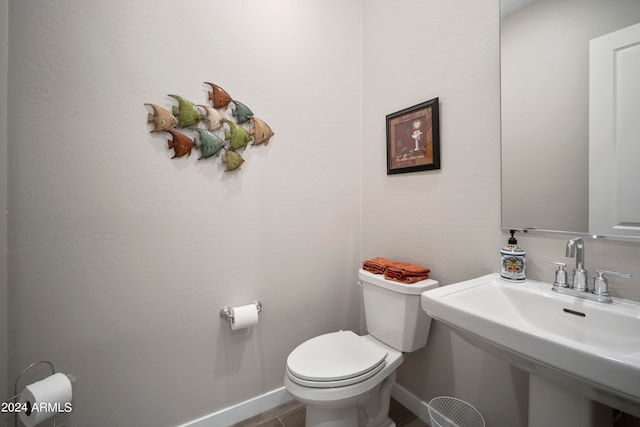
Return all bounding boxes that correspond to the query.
[230,398,429,427]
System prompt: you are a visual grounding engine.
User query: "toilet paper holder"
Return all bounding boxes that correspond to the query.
[7,360,74,427]
[220,300,262,322]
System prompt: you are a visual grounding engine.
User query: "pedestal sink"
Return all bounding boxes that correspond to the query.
[420,273,640,427]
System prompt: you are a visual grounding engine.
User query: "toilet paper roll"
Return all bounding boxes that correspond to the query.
[19,373,72,427]
[231,304,259,330]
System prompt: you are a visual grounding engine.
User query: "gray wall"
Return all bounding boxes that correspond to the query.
[362,2,528,425]
[4,1,640,426]
[6,1,362,425]
[0,0,7,413]
[362,1,640,425]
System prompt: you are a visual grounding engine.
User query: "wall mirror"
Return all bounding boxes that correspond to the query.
[500,0,640,241]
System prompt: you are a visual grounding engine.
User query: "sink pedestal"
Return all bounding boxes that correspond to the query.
[529,375,612,427]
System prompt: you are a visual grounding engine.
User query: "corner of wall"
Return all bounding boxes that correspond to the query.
[0,0,8,406]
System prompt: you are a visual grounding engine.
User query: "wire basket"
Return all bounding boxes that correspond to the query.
[428,396,485,427]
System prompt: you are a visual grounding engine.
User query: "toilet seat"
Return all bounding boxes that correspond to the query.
[286,330,387,388]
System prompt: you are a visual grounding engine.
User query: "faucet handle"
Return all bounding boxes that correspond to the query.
[592,269,631,301]
[541,261,569,289]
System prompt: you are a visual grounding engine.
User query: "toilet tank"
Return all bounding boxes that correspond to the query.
[359,268,439,352]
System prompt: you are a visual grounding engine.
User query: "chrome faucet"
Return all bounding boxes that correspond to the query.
[541,237,632,303]
[566,237,588,291]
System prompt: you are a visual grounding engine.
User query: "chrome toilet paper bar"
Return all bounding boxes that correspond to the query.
[219,301,262,322]
[9,360,76,427]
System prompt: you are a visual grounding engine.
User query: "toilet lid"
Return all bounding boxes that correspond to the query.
[286,330,387,386]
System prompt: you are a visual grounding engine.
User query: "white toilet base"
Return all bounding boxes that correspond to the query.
[306,405,359,427]
[304,401,396,427]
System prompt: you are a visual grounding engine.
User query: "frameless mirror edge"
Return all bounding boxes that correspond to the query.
[501,227,640,243]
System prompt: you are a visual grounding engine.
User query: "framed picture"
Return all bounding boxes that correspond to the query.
[386,97,440,174]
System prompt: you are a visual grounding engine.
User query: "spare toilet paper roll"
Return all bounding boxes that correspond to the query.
[19,373,72,427]
[231,304,259,330]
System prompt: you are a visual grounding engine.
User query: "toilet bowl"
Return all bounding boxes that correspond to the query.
[284,269,439,427]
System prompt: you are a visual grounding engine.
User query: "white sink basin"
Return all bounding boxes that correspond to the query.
[421,273,640,418]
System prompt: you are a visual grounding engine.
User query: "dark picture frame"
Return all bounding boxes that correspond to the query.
[386,97,440,174]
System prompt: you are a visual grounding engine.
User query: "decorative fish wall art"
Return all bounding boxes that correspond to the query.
[224,119,252,151]
[194,128,226,159]
[144,81,275,174]
[249,117,274,145]
[166,129,195,158]
[198,104,226,131]
[145,103,177,132]
[168,94,204,128]
[231,100,254,124]
[221,149,245,172]
[204,82,232,109]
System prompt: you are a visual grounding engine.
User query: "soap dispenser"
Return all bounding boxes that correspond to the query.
[501,230,526,282]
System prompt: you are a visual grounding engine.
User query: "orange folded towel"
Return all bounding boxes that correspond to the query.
[384,262,431,284]
[363,257,431,284]
[362,257,398,275]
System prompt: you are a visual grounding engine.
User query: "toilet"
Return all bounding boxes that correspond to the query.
[284,268,439,427]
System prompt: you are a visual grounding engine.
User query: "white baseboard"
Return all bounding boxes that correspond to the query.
[391,383,432,425]
[177,387,293,427]
[177,382,430,427]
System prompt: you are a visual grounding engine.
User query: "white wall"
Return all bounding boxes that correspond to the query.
[362,1,640,425]
[6,1,361,425]
[6,1,640,426]
[361,2,530,426]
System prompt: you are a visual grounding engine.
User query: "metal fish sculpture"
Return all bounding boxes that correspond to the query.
[221,149,245,172]
[249,117,275,145]
[193,128,226,159]
[224,119,252,151]
[168,94,204,128]
[166,129,195,158]
[231,100,254,124]
[145,103,177,132]
[197,104,226,131]
[204,82,232,109]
